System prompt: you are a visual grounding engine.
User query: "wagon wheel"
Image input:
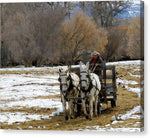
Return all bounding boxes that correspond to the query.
[77,98,82,117]
[93,102,101,116]
[96,95,101,115]
[111,99,116,108]
[97,101,101,115]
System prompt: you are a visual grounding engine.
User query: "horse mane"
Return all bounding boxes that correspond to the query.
[70,73,80,87]
[89,73,101,92]
[67,77,74,92]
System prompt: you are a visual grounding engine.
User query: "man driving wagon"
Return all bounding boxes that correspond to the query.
[89,51,107,100]
[89,51,104,75]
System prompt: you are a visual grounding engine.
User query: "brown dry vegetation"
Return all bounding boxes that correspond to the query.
[0,85,141,130]
[0,64,144,130]
[12,83,59,87]
[0,107,57,115]
[127,16,144,59]
[0,69,55,75]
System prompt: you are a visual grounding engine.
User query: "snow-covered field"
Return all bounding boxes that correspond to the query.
[80,105,144,132]
[79,127,143,132]
[0,74,59,101]
[0,70,62,125]
[0,60,144,131]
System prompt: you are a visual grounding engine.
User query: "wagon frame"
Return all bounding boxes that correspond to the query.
[68,58,117,116]
[95,61,117,108]
[68,60,117,108]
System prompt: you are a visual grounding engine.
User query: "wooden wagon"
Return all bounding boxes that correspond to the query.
[95,61,117,108]
[70,58,117,116]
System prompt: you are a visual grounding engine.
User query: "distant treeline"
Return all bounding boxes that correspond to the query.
[0,2,144,67]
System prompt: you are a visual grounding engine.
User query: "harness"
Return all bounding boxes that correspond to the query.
[80,72,100,95]
[80,73,93,93]
[68,76,73,92]
[60,74,79,101]
[91,64,98,73]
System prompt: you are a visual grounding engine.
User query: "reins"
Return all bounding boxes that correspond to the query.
[60,73,80,101]
[80,72,100,94]
[90,64,98,73]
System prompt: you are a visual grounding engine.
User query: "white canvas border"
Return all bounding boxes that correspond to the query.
[0,0,149,137]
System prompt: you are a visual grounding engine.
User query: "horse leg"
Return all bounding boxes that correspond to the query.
[68,99,75,120]
[74,91,79,118]
[74,98,78,118]
[71,100,75,119]
[68,100,71,120]
[81,92,88,118]
[94,95,98,117]
[62,95,68,120]
[89,95,93,120]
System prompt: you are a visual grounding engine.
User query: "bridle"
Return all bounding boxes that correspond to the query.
[80,71,92,92]
[90,63,98,73]
[80,70,100,93]
[80,71,89,82]
[59,73,71,90]
[59,73,78,101]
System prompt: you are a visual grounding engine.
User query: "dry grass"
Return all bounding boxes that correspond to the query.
[0,64,144,130]
[12,82,59,87]
[109,119,143,128]
[0,86,141,130]
[121,75,140,83]
[0,107,57,115]
[0,94,60,104]
[127,84,141,88]
[141,90,144,110]
[34,95,60,99]
[0,69,55,75]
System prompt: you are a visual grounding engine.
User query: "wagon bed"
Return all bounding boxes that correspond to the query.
[71,61,117,108]
[99,64,117,107]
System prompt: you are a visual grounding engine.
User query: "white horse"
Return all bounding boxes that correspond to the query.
[58,67,80,120]
[80,61,101,120]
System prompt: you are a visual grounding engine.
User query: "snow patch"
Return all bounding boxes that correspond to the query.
[127,72,142,78]
[0,112,52,125]
[28,126,33,128]
[125,85,143,97]
[117,78,138,85]
[50,107,63,116]
[0,74,60,101]
[112,120,124,125]
[120,106,143,120]
[81,126,142,132]
[0,98,62,110]
[106,60,143,66]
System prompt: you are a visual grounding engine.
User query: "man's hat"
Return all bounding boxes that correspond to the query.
[91,51,100,56]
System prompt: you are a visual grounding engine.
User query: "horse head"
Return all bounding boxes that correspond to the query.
[79,61,90,91]
[58,67,71,93]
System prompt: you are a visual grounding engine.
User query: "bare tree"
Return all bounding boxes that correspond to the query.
[104,25,128,61]
[95,28,108,56]
[28,6,65,66]
[63,2,75,19]
[1,3,49,67]
[90,1,130,28]
[59,12,99,65]
[3,12,36,66]
[79,2,88,13]
[3,4,65,67]
[126,16,144,59]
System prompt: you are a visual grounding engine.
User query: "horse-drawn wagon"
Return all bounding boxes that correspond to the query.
[58,56,117,120]
[96,61,117,108]
[70,58,117,115]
